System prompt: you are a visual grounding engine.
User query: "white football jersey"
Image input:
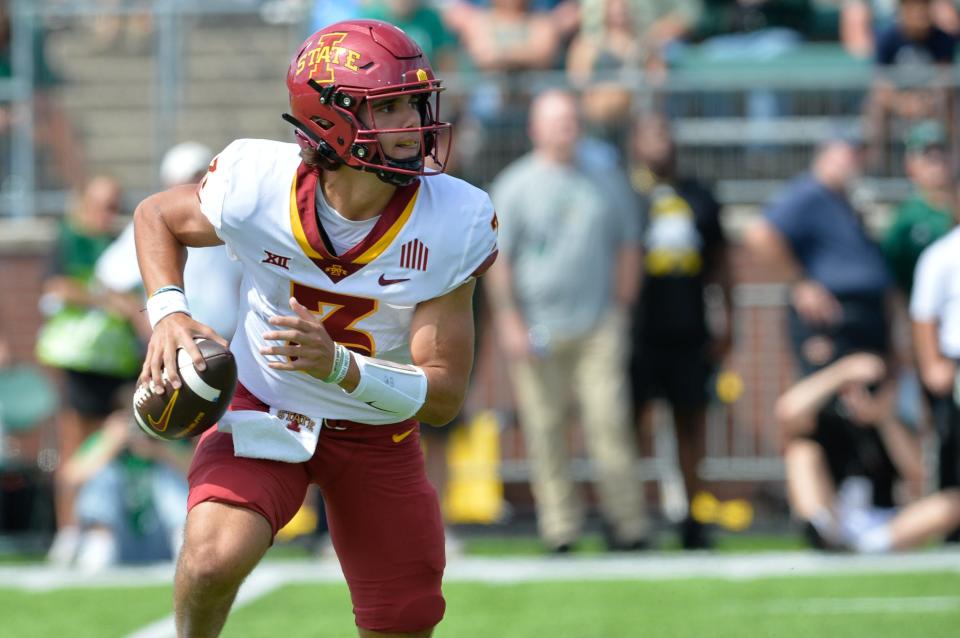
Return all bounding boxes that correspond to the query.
[198,139,498,424]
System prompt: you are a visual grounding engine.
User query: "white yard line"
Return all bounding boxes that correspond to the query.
[4,550,960,592]
[3,551,960,638]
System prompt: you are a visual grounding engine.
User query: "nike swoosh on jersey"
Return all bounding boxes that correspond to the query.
[378,274,411,285]
[365,400,400,413]
[147,388,180,432]
[392,427,416,443]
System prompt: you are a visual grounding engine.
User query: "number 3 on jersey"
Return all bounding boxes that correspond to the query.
[292,282,378,356]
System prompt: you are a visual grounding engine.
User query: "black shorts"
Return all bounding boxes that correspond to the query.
[63,369,134,418]
[806,412,898,508]
[631,342,712,410]
[788,294,888,376]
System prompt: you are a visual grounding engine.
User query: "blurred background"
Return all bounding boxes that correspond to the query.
[2,0,960,565]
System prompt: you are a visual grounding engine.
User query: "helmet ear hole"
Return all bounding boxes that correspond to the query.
[310,117,334,131]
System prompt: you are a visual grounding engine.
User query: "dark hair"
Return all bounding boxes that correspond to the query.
[300,146,341,172]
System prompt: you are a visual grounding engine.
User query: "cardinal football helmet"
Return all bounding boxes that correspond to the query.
[283,19,451,186]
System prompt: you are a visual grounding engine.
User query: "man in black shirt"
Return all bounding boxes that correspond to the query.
[628,113,733,549]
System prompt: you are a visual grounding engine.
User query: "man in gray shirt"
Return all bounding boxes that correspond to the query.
[485,89,648,552]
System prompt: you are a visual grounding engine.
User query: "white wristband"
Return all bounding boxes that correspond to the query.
[146,288,192,329]
[346,355,428,420]
[323,343,352,385]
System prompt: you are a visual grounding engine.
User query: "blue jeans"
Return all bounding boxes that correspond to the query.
[76,460,188,563]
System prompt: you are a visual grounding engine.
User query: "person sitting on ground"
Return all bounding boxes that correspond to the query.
[776,349,960,552]
[60,407,191,571]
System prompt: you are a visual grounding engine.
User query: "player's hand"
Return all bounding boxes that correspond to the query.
[791,279,842,326]
[140,312,226,394]
[261,297,336,379]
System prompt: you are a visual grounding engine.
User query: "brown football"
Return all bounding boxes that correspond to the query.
[133,338,237,440]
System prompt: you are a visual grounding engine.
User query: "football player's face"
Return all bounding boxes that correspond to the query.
[367,94,426,159]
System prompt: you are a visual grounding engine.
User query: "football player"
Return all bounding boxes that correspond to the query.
[133,20,497,638]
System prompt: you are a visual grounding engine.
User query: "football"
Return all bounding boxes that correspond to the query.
[133,338,237,440]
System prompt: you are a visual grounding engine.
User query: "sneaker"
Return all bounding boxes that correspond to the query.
[47,526,81,568]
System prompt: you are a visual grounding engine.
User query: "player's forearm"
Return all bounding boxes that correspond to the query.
[415,364,469,425]
[134,195,188,295]
[335,353,466,426]
[134,185,222,296]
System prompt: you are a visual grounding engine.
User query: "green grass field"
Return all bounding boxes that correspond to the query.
[3,571,959,638]
[2,536,960,638]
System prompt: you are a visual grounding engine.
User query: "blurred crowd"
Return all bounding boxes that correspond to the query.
[4,0,960,566]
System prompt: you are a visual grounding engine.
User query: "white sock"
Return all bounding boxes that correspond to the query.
[854,524,893,554]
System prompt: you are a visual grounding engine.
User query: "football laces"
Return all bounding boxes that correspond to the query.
[133,383,151,408]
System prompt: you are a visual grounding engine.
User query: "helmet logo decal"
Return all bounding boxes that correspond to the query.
[416,69,428,82]
[295,32,361,84]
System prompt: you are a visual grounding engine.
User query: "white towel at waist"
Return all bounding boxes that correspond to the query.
[217,408,321,463]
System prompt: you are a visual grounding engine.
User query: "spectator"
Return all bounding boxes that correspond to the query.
[445,0,580,45]
[628,112,733,549]
[0,0,85,192]
[882,120,954,297]
[688,1,814,146]
[59,407,191,571]
[85,0,153,53]
[451,0,561,72]
[485,89,649,553]
[743,131,893,378]
[880,120,952,438]
[840,0,959,59]
[448,0,565,185]
[776,349,960,552]
[37,176,146,565]
[362,0,459,72]
[566,0,697,149]
[910,217,960,538]
[865,0,956,169]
